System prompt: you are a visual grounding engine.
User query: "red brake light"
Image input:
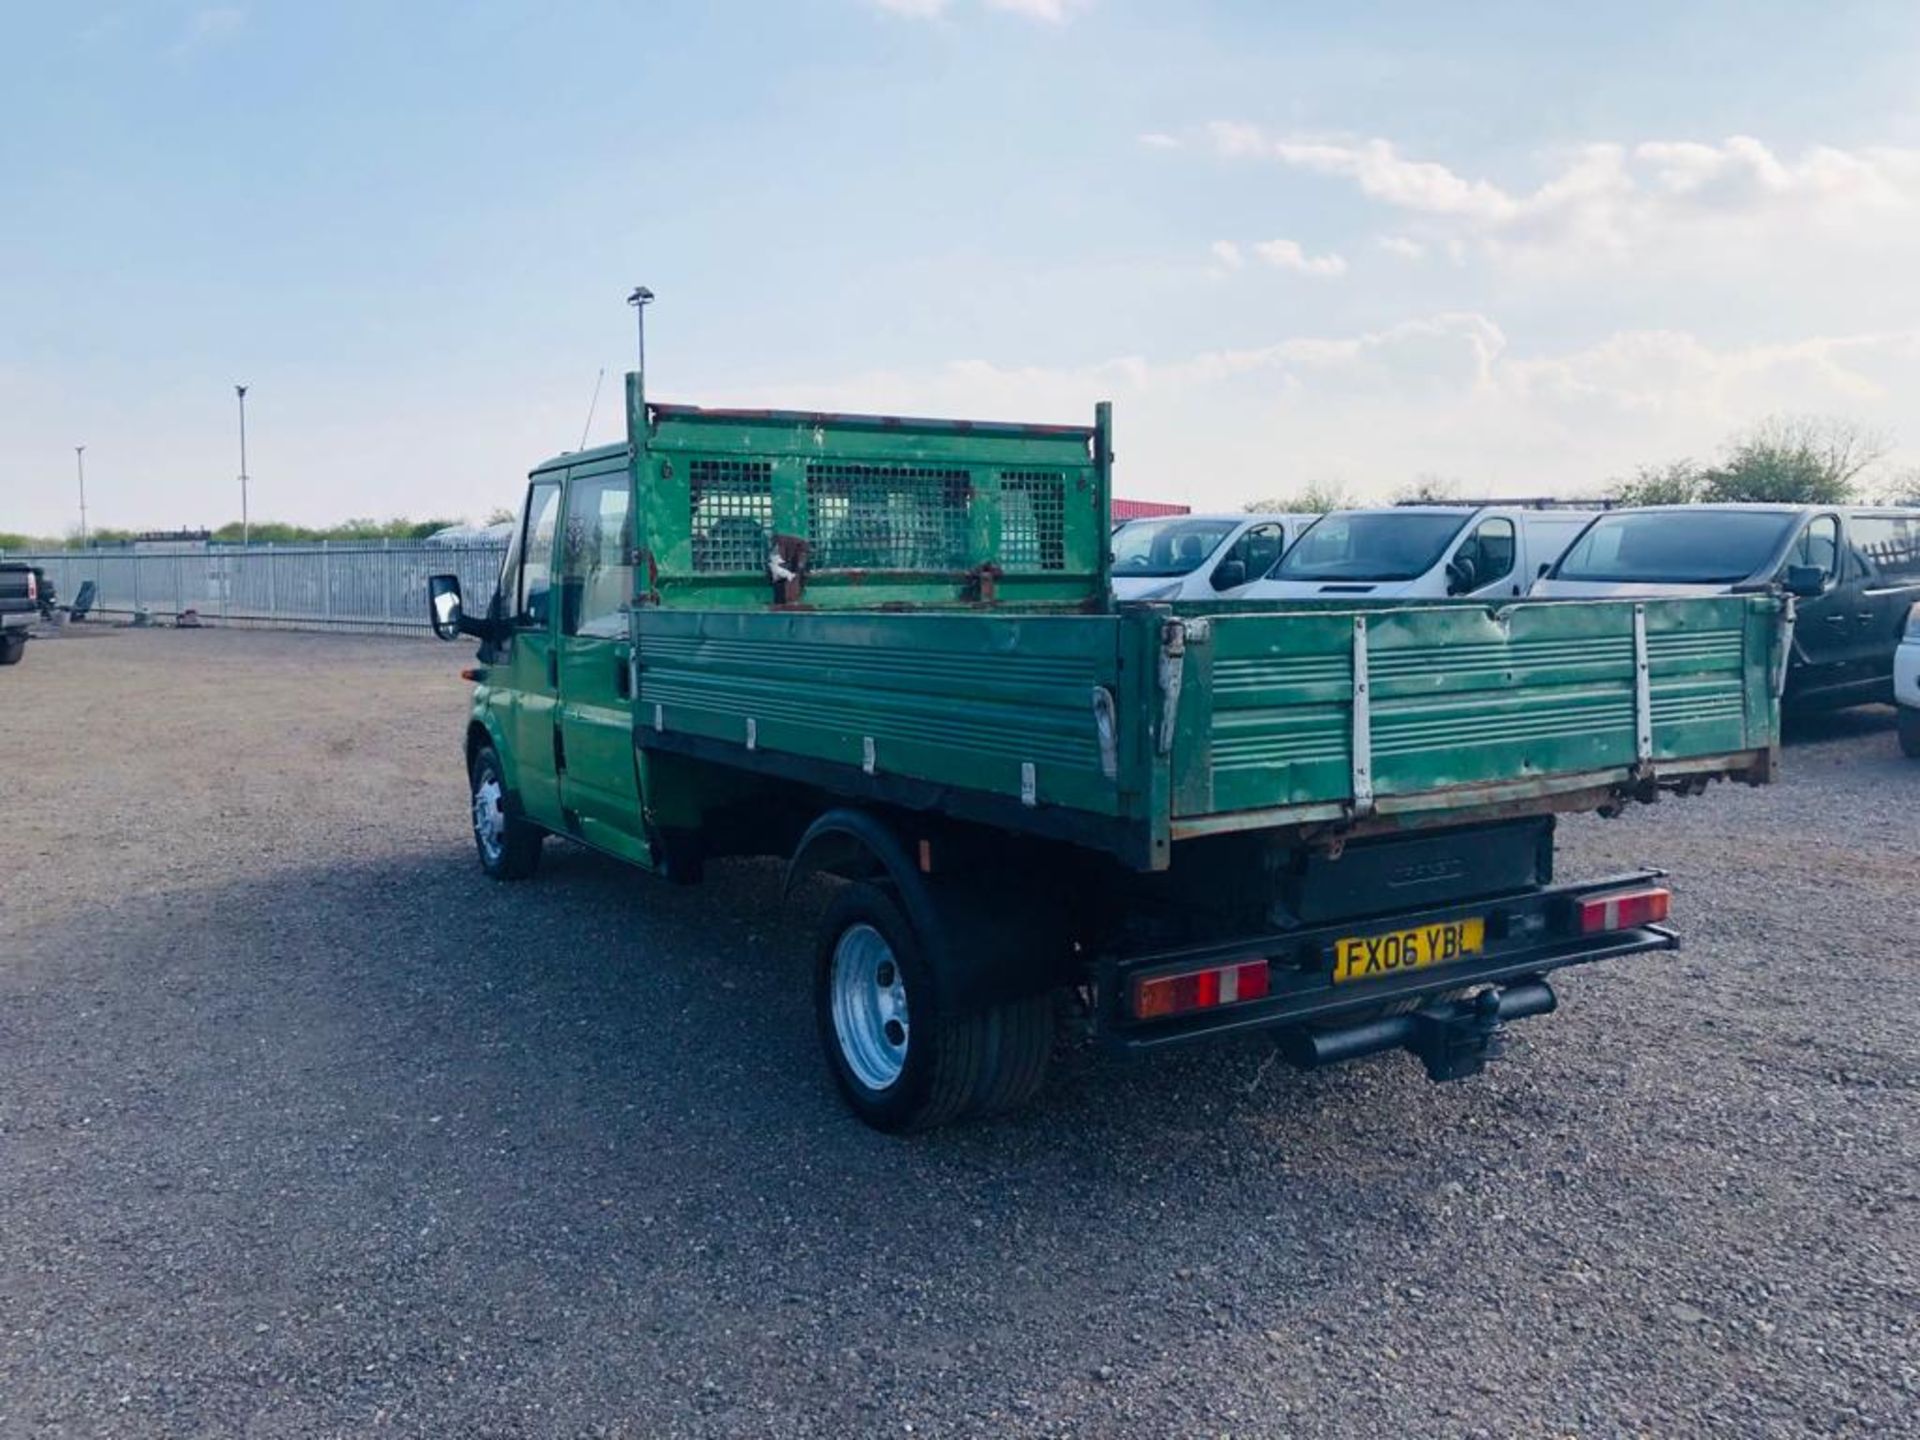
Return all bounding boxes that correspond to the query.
[1577,887,1671,934]
[1131,959,1271,1021]
[25,573,37,601]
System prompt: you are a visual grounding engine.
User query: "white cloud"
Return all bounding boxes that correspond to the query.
[1209,240,1245,270]
[1206,124,1920,266]
[701,316,1920,507]
[1251,238,1347,278]
[985,0,1092,19]
[1138,132,1181,152]
[170,6,245,56]
[1377,235,1426,260]
[868,0,1094,20]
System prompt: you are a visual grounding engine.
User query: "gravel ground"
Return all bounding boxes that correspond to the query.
[2,626,1915,1439]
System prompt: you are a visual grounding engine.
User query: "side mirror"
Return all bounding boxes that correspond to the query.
[428,574,467,641]
[1211,559,1248,591]
[1784,565,1828,599]
[1536,562,1552,579]
[1446,556,1478,596]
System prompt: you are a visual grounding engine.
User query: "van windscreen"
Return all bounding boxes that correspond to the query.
[1554,511,1796,584]
[1111,518,1237,577]
[1273,512,1471,582]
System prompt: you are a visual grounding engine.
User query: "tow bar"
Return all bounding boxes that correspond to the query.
[1280,979,1558,1082]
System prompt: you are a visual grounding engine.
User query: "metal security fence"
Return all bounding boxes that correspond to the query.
[1,542,509,635]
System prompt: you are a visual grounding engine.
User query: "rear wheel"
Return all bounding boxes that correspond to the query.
[1899,706,1920,759]
[469,744,542,880]
[815,882,1051,1132]
[0,633,25,666]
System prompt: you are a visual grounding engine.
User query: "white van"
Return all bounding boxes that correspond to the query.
[1243,505,1600,602]
[1111,512,1319,602]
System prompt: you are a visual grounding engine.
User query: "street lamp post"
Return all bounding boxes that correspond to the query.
[627,286,653,399]
[235,384,250,546]
[75,445,88,548]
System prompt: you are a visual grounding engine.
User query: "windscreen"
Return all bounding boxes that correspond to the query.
[1272,511,1471,582]
[1553,510,1796,584]
[1111,517,1238,578]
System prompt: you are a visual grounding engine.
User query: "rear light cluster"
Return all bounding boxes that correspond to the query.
[1577,886,1670,934]
[25,572,36,601]
[1131,959,1270,1021]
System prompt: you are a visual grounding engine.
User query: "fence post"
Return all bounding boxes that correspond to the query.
[323,541,333,623]
[268,544,277,621]
[383,539,394,628]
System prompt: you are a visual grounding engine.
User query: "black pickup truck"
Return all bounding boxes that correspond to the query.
[1,563,37,665]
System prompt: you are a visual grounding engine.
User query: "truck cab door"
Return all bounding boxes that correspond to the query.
[503,478,565,829]
[555,469,650,864]
[1845,513,1920,694]
[1781,513,1845,702]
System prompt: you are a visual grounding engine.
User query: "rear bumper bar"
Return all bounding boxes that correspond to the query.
[1097,869,1676,1056]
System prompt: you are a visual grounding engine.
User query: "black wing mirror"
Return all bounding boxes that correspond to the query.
[1783,564,1828,599]
[429,574,478,641]
[1211,559,1248,591]
[1445,555,1479,596]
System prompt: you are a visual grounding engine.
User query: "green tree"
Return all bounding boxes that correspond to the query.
[1243,480,1349,514]
[1392,473,1461,505]
[1611,459,1702,507]
[1698,416,1887,504]
[1878,467,1920,507]
[484,506,519,525]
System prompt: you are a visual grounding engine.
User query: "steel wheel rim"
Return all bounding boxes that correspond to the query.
[472,770,506,863]
[830,922,910,1092]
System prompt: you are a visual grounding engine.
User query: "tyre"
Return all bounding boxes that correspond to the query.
[0,633,25,666]
[468,744,542,880]
[1899,706,1920,759]
[815,882,1052,1133]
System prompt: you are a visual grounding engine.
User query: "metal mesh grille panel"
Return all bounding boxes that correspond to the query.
[805,464,972,571]
[999,471,1067,572]
[689,459,774,573]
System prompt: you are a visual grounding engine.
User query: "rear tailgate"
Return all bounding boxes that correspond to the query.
[1167,594,1781,832]
[0,565,37,619]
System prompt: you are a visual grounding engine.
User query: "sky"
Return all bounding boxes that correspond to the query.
[5,0,1920,537]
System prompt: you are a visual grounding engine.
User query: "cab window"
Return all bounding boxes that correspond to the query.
[1452,517,1515,592]
[516,481,563,626]
[1213,523,1283,590]
[1847,514,1920,584]
[1788,514,1839,582]
[561,474,633,637]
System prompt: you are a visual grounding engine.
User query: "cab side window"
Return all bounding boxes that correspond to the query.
[1848,514,1920,584]
[517,481,563,626]
[561,475,633,637]
[1788,515,1839,581]
[1214,523,1283,589]
[1457,517,1516,591]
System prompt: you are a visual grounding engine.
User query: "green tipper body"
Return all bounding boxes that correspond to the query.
[462,377,1784,875]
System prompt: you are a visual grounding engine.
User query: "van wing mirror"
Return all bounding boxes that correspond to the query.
[1783,564,1828,599]
[428,574,484,641]
[1445,555,1478,596]
[1211,559,1248,591]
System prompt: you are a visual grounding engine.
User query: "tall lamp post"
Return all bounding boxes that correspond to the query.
[627,286,653,397]
[75,445,88,548]
[235,384,250,546]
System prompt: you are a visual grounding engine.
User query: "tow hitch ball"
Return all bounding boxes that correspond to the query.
[1411,989,1510,1081]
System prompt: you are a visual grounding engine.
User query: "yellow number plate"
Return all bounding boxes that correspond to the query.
[1333,917,1486,984]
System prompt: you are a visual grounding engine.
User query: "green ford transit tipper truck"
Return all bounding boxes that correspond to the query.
[428,371,1788,1132]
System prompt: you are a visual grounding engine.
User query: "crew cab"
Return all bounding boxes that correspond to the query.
[1111,512,1316,601]
[1535,504,1920,712]
[1895,603,1920,757]
[426,360,1788,1133]
[1244,504,1598,602]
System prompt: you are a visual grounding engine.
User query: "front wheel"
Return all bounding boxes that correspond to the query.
[0,633,25,666]
[469,744,543,880]
[1899,706,1920,759]
[815,883,1051,1133]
